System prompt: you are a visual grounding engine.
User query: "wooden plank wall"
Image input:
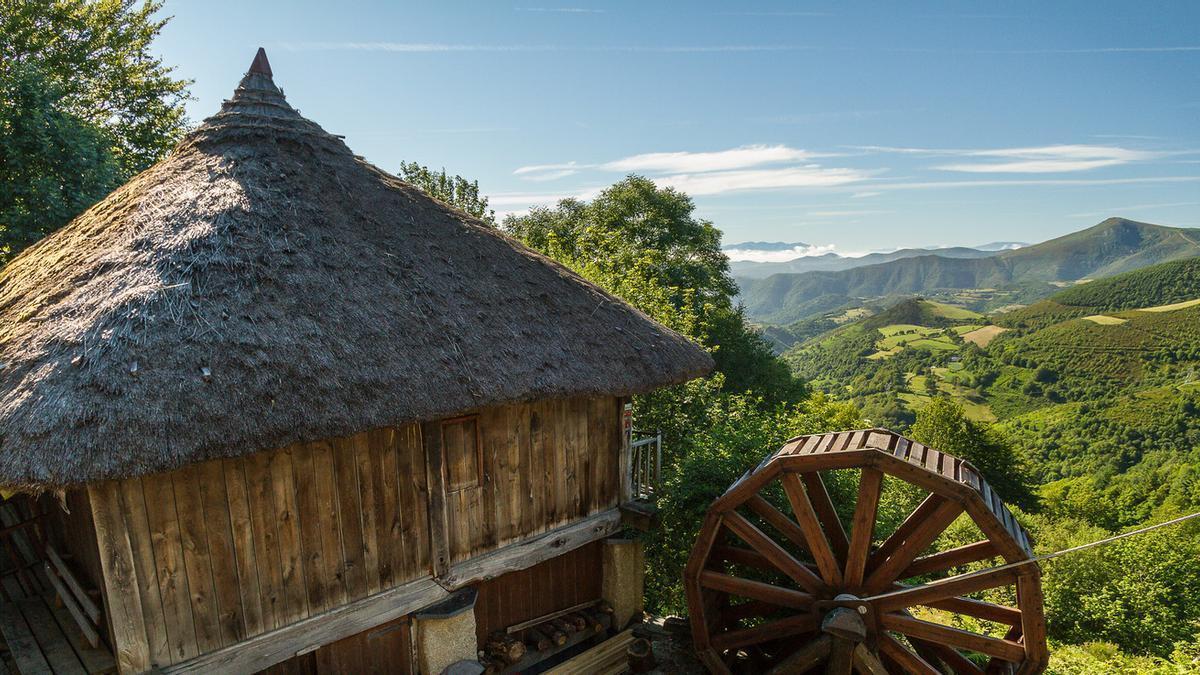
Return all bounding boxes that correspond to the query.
[87,396,621,671]
[447,397,621,565]
[472,541,604,643]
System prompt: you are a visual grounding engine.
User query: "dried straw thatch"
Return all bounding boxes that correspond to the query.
[0,50,712,490]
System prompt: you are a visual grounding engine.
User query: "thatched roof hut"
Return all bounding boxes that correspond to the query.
[0,49,712,491]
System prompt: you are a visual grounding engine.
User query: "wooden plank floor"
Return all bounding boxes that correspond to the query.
[0,594,115,674]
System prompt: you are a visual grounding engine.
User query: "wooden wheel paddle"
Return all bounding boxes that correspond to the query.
[684,429,1048,674]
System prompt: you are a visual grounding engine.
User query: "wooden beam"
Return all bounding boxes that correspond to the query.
[866,494,948,575]
[869,566,1020,614]
[721,511,826,594]
[698,570,814,610]
[779,473,843,586]
[710,613,818,652]
[1017,572,1049,673]
[798,472,850,563]
[864,499,963,593]
[878,633,940,675]
[746,495,809,553]
[852,644,890,675]
[766,634,831,675]
[902,540,998,579]
[844,468,883,588]
[920,641,985,675]
[422,421,451,578]
[162,576,450,674]
[439,508,621,589]
[926,595,1022,626]
[88,482,151,674]
[880,613,1026,662]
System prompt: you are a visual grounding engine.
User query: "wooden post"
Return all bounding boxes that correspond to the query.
[618,399,633,503]
[88,482,152,674]
[423,421,451,578]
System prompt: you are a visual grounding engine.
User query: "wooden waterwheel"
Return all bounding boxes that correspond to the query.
[684,428,1048,674]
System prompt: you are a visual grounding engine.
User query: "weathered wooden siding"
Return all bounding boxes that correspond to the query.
[88,396,621,672]
[445,398,621,565]
[472,540,604,643]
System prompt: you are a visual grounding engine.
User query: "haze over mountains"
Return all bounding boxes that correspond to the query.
[727,242,1016,279]
[738,218,1200,325]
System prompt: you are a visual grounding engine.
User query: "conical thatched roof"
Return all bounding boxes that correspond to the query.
[0,49,712,490]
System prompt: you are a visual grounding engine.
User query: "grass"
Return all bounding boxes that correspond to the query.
[924,301,983,320]
[1137,297,1200,313]
[951,324,985,335]
[961,325,1007,347]
[1082,314,1127,325]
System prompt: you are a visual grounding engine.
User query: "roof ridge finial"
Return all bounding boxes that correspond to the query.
[249,47,272,77]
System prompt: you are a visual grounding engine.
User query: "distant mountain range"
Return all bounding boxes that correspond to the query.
[739,218,1200,325]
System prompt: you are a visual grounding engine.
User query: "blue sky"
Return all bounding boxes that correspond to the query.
[154,1,1199,257]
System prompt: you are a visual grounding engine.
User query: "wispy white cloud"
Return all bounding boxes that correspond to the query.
[723,244,838,262]
[856,144,1168,173]
[937,158,1130,173]
[860,175,1200,191]
[513,162,583,181]
[512,143,881,195]
[657,166,872,195]
[807,209,890,217]
[277,42,813,53]
[600,145,826,173]
[515,7,604,13]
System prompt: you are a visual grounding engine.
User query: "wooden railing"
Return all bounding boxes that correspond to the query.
[629,431,662,500]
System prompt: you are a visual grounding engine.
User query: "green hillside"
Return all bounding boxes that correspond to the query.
[997,256,1200,329]
[741,219,1200,324]
[783,259,1200,478]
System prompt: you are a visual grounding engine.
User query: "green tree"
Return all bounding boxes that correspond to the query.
[1,0,191,177]
[0,64,121,261]
[1,0,189,261]
[397,161,495,224]
[504,176,807,404]
[910,398,1036,508]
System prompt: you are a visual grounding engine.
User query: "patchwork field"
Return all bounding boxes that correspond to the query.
[961,325,1006,347]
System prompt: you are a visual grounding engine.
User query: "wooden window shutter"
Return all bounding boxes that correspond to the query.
[442,415,483,491]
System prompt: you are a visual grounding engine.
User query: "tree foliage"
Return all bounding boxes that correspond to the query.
[504,176,807,404]
[910,398,1036,509]
[397,161,495,225]
[1,0,191,177]
[0,0,189,262]
[0,64,122,261]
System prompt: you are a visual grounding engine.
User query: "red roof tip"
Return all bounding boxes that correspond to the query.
[249,47,272,77]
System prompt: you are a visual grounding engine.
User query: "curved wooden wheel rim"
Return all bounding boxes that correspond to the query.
[684,429,1049,675]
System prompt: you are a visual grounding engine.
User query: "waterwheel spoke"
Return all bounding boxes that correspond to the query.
[844,467,883,588]
[713,543,776,572]
[827,636,854,674]
[926,595,1022,626]
[866,493,949,574]
[865,498,963,593]
[879,633,940,675]
[699,570,814,610]
[901,540,999,578]
[800,471,850,562]
[780,472,844,586]
[723,511,827,593]
[881,613,1026,662]
[868,566,1020,613]
[851,643,890,675]
[917,640,986,675]
[746,494,812,554]
[765,634,832,675]
[710,613,819,652]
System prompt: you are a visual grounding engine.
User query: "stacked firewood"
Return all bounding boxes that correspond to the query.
[480,602,614,673]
